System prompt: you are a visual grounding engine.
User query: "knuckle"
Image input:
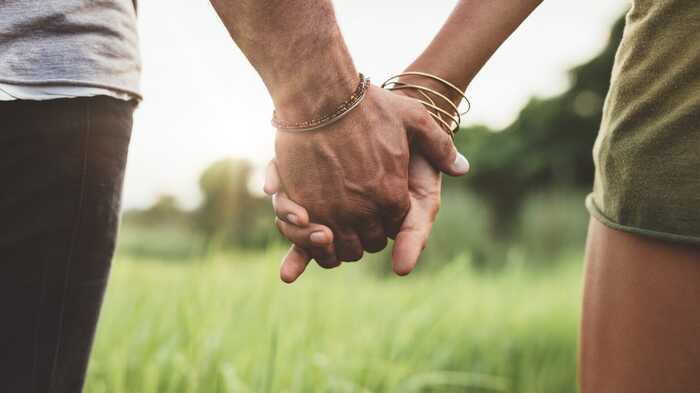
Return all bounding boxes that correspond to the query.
[413,110,433,130]
[364,237,388,253]
[338,201,377,226]
[339,252,362,262]
[390,194,410,218]
[381,184,408,209]
[337,244,363,262]
[302,203,335,225]
[316,257,341,269]
[345,252,363,262]
[385,225,400,240]
[276,219,300,242]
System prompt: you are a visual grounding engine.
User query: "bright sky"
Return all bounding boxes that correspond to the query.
[124,0,630,209]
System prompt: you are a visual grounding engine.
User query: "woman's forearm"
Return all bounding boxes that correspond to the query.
[403,0,543,108]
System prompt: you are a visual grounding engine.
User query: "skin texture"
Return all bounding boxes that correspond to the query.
[272,0,542,275]
[276,87,412,262]
[274,87,459,262]
[402,0,544,106]
[581,218,700,393]
[266,127,442,281]
[209,0,468,261]
[209,0,358,121]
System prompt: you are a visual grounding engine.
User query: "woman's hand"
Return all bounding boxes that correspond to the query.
[274,86,468,264]
[265,143,454,283]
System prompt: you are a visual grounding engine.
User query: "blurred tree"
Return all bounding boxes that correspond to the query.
[452,16,626,239]
[122,194,191,228]
[195,158,277,252]
[119,195,203,261]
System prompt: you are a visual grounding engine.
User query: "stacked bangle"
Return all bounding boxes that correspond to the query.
[381,71,470,138]
[271,71,469,138]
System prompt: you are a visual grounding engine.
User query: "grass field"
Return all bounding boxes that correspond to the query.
[85,251,584,393]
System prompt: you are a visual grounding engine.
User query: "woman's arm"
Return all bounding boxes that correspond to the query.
[402,0,543,110]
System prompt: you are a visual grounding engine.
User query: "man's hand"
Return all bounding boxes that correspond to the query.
[266,148,446,282]
[274,85,468,263]
[209,0,469,269]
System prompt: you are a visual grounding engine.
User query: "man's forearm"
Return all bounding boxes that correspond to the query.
[404,0,543,107]
[209,0,358,122]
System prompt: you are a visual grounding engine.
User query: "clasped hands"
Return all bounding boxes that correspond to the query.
[265,86,469,283]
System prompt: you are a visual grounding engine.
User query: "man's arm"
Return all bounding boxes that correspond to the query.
[209,0,356,123]
[209,0,469,262]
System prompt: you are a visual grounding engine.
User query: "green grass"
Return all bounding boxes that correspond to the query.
[86,251,584,393]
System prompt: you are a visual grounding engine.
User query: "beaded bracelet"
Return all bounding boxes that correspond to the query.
[272,73,370,132]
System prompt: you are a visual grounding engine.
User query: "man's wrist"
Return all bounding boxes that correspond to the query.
[266,40,358,124]
[211,0,361,125]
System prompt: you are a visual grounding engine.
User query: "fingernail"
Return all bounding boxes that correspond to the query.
[287,214,299,225]
[310,231,328,244]
[452,151,470,174]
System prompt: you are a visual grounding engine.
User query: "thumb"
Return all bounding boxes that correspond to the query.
[263,159,282,195]
[391,197,436,276]
[280,245,312,283]
[405,111,469,177]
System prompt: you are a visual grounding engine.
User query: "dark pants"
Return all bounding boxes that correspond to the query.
[0,97,134,393]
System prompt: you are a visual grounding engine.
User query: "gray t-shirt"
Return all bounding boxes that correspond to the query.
[0,0,142,98]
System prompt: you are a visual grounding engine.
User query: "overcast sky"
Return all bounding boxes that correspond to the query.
[124,0,630,209]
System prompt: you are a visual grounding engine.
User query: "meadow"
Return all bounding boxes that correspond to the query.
[85,250,584,393]
[82,12,621,391]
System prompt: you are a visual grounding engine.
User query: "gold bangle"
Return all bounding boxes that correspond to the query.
[388,71,471,116]
[398,86,459,137]
[427,112,456,138]
[381,71,471,138]
[272,73,370,132]
[383,81,461,131]
[413,88,456,136]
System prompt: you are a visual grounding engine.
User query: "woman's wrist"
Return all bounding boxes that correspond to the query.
[397,68,469,118]
[405,62,470,100]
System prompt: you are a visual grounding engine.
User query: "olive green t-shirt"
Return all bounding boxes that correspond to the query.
[587,0,700,244]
